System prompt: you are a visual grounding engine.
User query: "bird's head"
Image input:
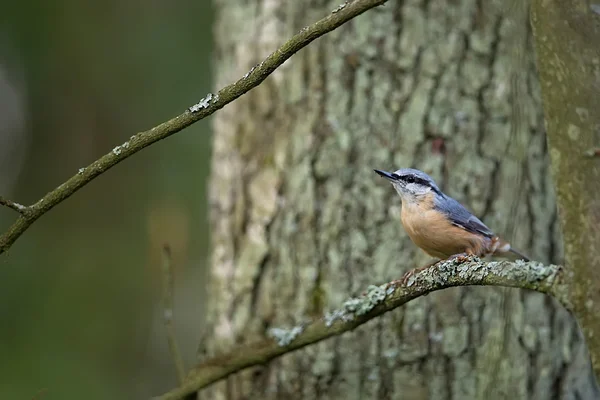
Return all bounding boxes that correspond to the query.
[374,168,441,202]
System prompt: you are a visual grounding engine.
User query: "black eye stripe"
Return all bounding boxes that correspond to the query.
[394,173,443,194]
[402,175,430,187]
[401,175,419,184]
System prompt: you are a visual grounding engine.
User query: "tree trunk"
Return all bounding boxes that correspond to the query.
[202,1,596,399]
[530,0,600,379]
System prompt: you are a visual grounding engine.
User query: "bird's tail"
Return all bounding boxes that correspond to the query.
[494,238,530,261]
[508,247,530,262]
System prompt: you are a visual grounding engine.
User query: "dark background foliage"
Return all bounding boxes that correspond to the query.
[0,2,213,398]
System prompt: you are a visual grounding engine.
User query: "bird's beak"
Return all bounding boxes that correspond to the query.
[373,169,398,181]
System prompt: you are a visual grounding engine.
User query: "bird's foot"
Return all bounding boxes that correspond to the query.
[399,260,440,286]
[446,252,471,264]
[399,268,421,286]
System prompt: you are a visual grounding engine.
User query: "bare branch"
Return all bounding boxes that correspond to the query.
[0,0,388,256]
[0,196,28,215]
[155,257,568,400]
[161,245,186,384]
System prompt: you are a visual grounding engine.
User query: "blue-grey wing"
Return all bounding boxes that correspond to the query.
[434,195,495,238]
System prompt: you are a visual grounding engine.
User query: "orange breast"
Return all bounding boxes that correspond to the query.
[400,197,486,259]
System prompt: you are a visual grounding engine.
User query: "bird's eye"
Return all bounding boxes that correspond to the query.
[404,176,415,183]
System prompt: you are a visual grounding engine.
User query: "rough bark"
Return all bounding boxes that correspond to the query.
[530,0,600,380]
[202,0,596,399]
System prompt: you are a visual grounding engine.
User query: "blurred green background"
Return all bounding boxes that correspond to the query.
[0,1,213,399]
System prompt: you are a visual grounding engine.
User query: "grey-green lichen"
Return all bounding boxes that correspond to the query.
[324,284,387,326]
[331,3,347,14]
[188,93,214,113]
[268,325,305,347]
[111,140,130,156]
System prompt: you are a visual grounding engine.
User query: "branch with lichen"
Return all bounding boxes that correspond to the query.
[0,0,388,256]
[155,256,568,400]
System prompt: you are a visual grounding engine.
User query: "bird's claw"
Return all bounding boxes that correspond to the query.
[447,253,470,263]
[399,270,415,286]
[400,265,427,285]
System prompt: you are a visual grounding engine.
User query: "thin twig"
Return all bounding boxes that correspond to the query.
[161,245,186,384]
[0,196,28,215]
[155,257,568,400]
[0,0,387,256]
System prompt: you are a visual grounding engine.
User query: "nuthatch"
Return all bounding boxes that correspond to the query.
[374,168,529,277]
